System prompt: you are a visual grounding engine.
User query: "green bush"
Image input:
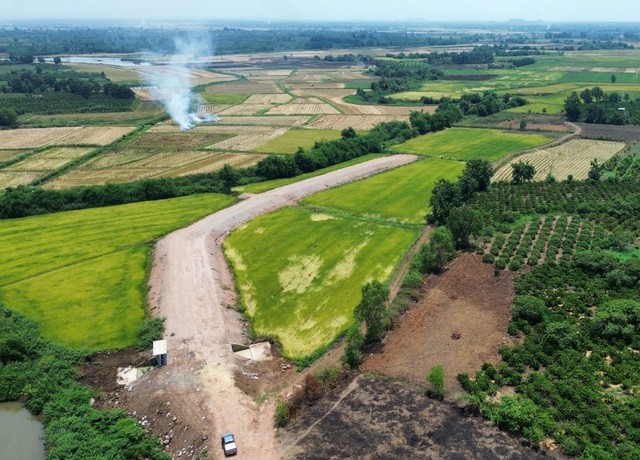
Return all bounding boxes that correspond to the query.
[426,365,445,400]
[342,325,364,369]
[402,269,424,289]
[275,399,290,428]
[482,253,495,264]
[137,317,165,350]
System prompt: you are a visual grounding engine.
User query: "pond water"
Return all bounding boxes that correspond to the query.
[0,402,46,460]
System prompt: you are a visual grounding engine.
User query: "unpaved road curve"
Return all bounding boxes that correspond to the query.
[143,154,417,459]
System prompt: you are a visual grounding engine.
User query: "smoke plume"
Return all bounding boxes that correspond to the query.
[148,35,219,130]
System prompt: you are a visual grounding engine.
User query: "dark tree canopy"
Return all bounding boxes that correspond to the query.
[354,280,390,343]
[511,161,535,184]
[428,179,462,225]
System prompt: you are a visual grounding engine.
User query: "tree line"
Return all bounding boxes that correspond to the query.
[564,86,640,125]
[1,67,134,100]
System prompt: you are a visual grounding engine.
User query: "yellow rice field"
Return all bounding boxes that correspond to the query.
[493,139,626,181]
[0,126,135,149]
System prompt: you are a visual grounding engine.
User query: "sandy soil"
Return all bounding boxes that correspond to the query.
[364,253,519,395]
[123,154,418,459]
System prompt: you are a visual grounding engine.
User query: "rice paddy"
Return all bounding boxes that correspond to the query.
[0,194,236,350]
[392,128,552,162]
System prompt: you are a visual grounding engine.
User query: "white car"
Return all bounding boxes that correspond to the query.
[221,432,237,456]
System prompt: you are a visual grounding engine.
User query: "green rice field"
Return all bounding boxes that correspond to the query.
[254,128,342,154]
[234,154,385,194]
[392,128,551,162]
[302,158,465,224]
[224,206,418,359]
[0,193,235,350]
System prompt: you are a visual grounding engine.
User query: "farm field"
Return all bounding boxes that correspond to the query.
[149,124,290,152]
[201,93,249,105]
[214,115,310,127]
[224,206,418,359]
[493,139,625,181]
[0,194,235,350]
[302,158,465,224]
[0,147,94,189]
[254,128,341,154]
[0,126,136,149]
[306,114,405,130]
[0,150,27,163]
[392,127,551,162]
[45,150,264,188]
[125,131,233,149]
[234,154,385,194]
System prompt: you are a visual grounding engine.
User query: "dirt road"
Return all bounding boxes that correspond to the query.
[139,154,417,459]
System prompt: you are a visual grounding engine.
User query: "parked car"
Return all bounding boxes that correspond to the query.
[221,432,238,456]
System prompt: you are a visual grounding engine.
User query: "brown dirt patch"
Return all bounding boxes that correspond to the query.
[280,375,550,459]
[364,253,518,395]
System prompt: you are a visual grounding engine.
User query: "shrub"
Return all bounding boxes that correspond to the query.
[402,269,424,289]
[137,317,165,350]
[482,253,495,264]
[426,365,445,400]
[512,296,547,326]
[274,399,290,428]
[342,325,364,369]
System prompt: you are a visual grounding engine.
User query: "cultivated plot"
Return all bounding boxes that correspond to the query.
[307,114,404,130]
[0,194,236,350]
[254,128,341,154]
[4,147,93,172]
[493,139,626,181]
[392,127,551,162]
[302,158,465,224]
[0,126,136,149]
[215,115,310,127]
[224,206,418,359]
[45,151,264,188]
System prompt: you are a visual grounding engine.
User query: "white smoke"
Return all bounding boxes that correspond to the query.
[147,35,219,131]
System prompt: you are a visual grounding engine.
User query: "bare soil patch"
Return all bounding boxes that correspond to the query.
[280,375,548,459]
[364,253,518,394]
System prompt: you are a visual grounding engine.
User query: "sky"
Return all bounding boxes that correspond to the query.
[4,0,640,23]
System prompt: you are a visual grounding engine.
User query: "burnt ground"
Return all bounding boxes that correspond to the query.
[280,375,550,460]
[364,253,519,395]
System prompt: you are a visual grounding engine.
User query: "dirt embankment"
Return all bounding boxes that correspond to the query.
[110,154,418,459]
